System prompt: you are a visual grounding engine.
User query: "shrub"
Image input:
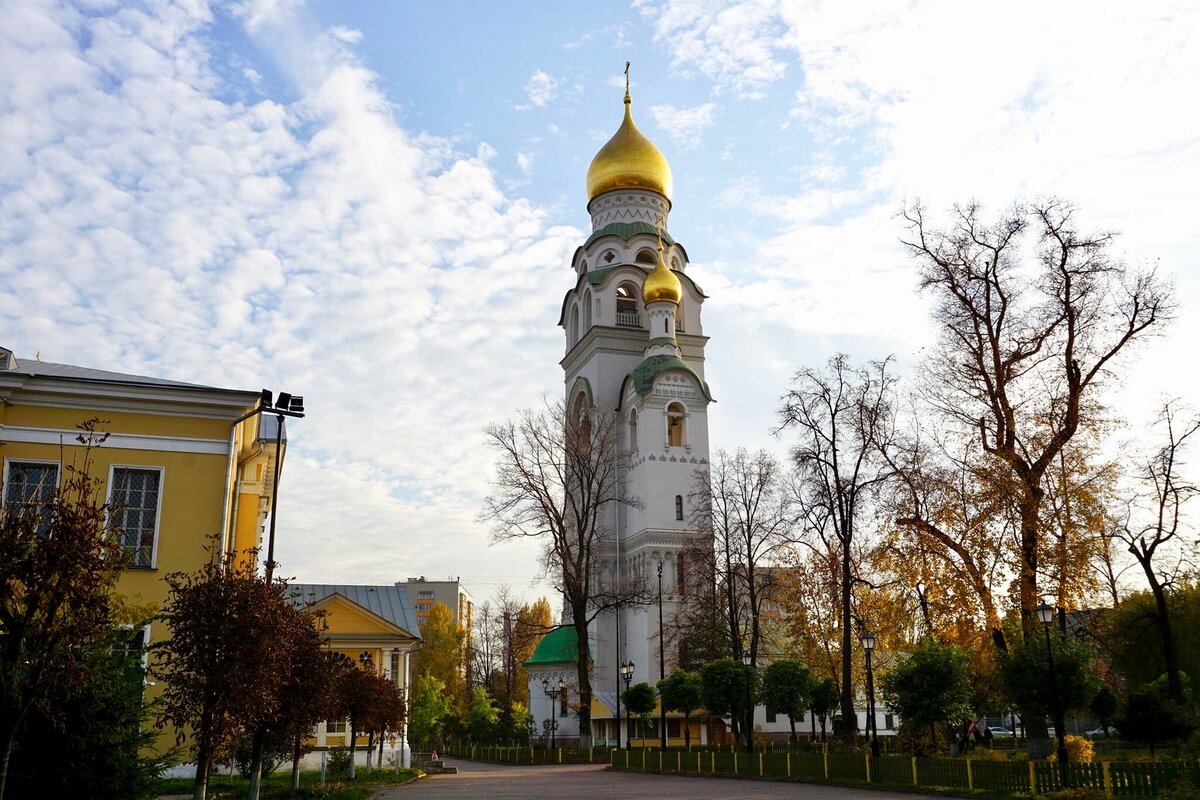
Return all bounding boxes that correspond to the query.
[326,747,352,775]
[1063,734,1094,763]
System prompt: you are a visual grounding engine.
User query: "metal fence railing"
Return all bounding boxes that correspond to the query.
[604,747,1200,798]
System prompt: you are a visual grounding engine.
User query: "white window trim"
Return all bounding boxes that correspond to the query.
[118,622,153,673]
[2,457,62,508]
[106,463,165,570]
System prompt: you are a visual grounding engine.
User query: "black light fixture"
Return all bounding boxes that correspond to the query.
[230,387,307,583]
[862,630,879,758]
[542,676,564,750]
[620,661,635,750]
[1037,601,1070,776]
[742,649,754,754]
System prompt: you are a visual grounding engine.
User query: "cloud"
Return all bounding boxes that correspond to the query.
[637,0,788,98]
[648,102,717,150]
[519,69,558,109]
[0,0,573,586]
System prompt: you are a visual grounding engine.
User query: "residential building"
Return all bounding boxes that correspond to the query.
[0,346,286,753]
[290,584,422,767]
[399,576,475,632]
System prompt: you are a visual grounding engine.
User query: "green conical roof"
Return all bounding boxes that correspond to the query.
[523,626,579,666]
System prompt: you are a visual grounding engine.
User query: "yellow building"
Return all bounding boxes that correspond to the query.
[0,346,287,742]
[290,584,422,767]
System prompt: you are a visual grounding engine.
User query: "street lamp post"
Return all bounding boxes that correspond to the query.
[741,650,754,754]
[229,389,305,582]
[862,631,880,759]
[620,661,635,750]
[1037,602,1070,779]
[657,561,667,750]
[542,678,565,750]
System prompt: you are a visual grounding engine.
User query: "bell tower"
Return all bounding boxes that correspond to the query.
[558,74,713,723]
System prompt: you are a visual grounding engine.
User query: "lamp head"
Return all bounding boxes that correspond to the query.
[742,650,752,666]
[862,631,876,651]
[1036,602,1055,626]
[260,388,273,408]
[542,678,549,692]
[558,678,565,691]
[275,391,293,411]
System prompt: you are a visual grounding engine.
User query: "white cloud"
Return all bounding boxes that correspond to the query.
[0,0,574,586]
[516,151,536,176]
[638,0,788,98]
[649,102,717,150]
[520,69,558,109]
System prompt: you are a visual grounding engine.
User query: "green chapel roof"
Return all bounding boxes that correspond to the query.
[523,626,579,666]
[583,221,678,252]
[629,355,714,402]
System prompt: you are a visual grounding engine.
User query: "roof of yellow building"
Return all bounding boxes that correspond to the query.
[291,583,420,639]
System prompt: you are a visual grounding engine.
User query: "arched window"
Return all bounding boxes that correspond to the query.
[569,305,579,345]
[583,289,593,330]
[667,402,686,447]
[635,249,656,265]
[628,408,638,452]
[675,494,683,520]
[615,282,639,327]
[677,552,688,596]
[675,298,685,333]
[573,393,591,448]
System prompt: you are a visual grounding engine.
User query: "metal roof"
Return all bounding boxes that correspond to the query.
[3,356,247,394]
[290,583,420,639]
[524,625,579,666]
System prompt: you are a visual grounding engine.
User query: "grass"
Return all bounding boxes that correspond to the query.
[152,767,422,800]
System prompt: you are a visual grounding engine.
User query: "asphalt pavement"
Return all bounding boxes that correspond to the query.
[376,757,947,799]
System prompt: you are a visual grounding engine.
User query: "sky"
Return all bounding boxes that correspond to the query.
[2,0,1199,608]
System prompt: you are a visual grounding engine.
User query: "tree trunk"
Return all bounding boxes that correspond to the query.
[573,605,593,748]
[247,727,266,800]
[290,736,302,795]
[348,724,358,779]
[193,713,214,800]
[1142,564,1183,702]
[0,716,20,800]
[684,712,691,749]
[789,713,797,744]
[839,532,856,749]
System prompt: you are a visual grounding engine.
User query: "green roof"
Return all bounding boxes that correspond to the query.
[629,355,714,401]
[583,222,678,252]
[524,626,579,666]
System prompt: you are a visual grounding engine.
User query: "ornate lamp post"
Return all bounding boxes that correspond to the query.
[620,661,635,749]
[862,631,880,759]
[542,677,564,750]
[742,649,754,754]
[1037,602,1070,776]
[658,561,667,750]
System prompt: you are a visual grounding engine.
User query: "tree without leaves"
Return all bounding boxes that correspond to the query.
[0,422,127,800]
[900,199,1170,648]
[778,353,897,746]
[482,400,644,748]
[1109,402,1200,703]
[760,660,814,744]
[657,669,703,749]
[685,447,793,745]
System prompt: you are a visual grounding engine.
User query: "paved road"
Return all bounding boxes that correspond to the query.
[378,758,946,799]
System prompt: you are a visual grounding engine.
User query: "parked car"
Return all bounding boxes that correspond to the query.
[988,727,1014,737]
[1084,727,1118,737]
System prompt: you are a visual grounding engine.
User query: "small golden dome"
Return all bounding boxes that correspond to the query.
[642,244,682,305]
[586,91,673,203]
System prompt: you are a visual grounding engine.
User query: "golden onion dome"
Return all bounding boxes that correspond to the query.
[642,243,682,305]
[586,90,673,203]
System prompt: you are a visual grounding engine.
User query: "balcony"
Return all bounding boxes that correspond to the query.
[616,311,641,328]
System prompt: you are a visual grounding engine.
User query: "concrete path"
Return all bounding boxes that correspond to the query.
[377,758,948,799]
